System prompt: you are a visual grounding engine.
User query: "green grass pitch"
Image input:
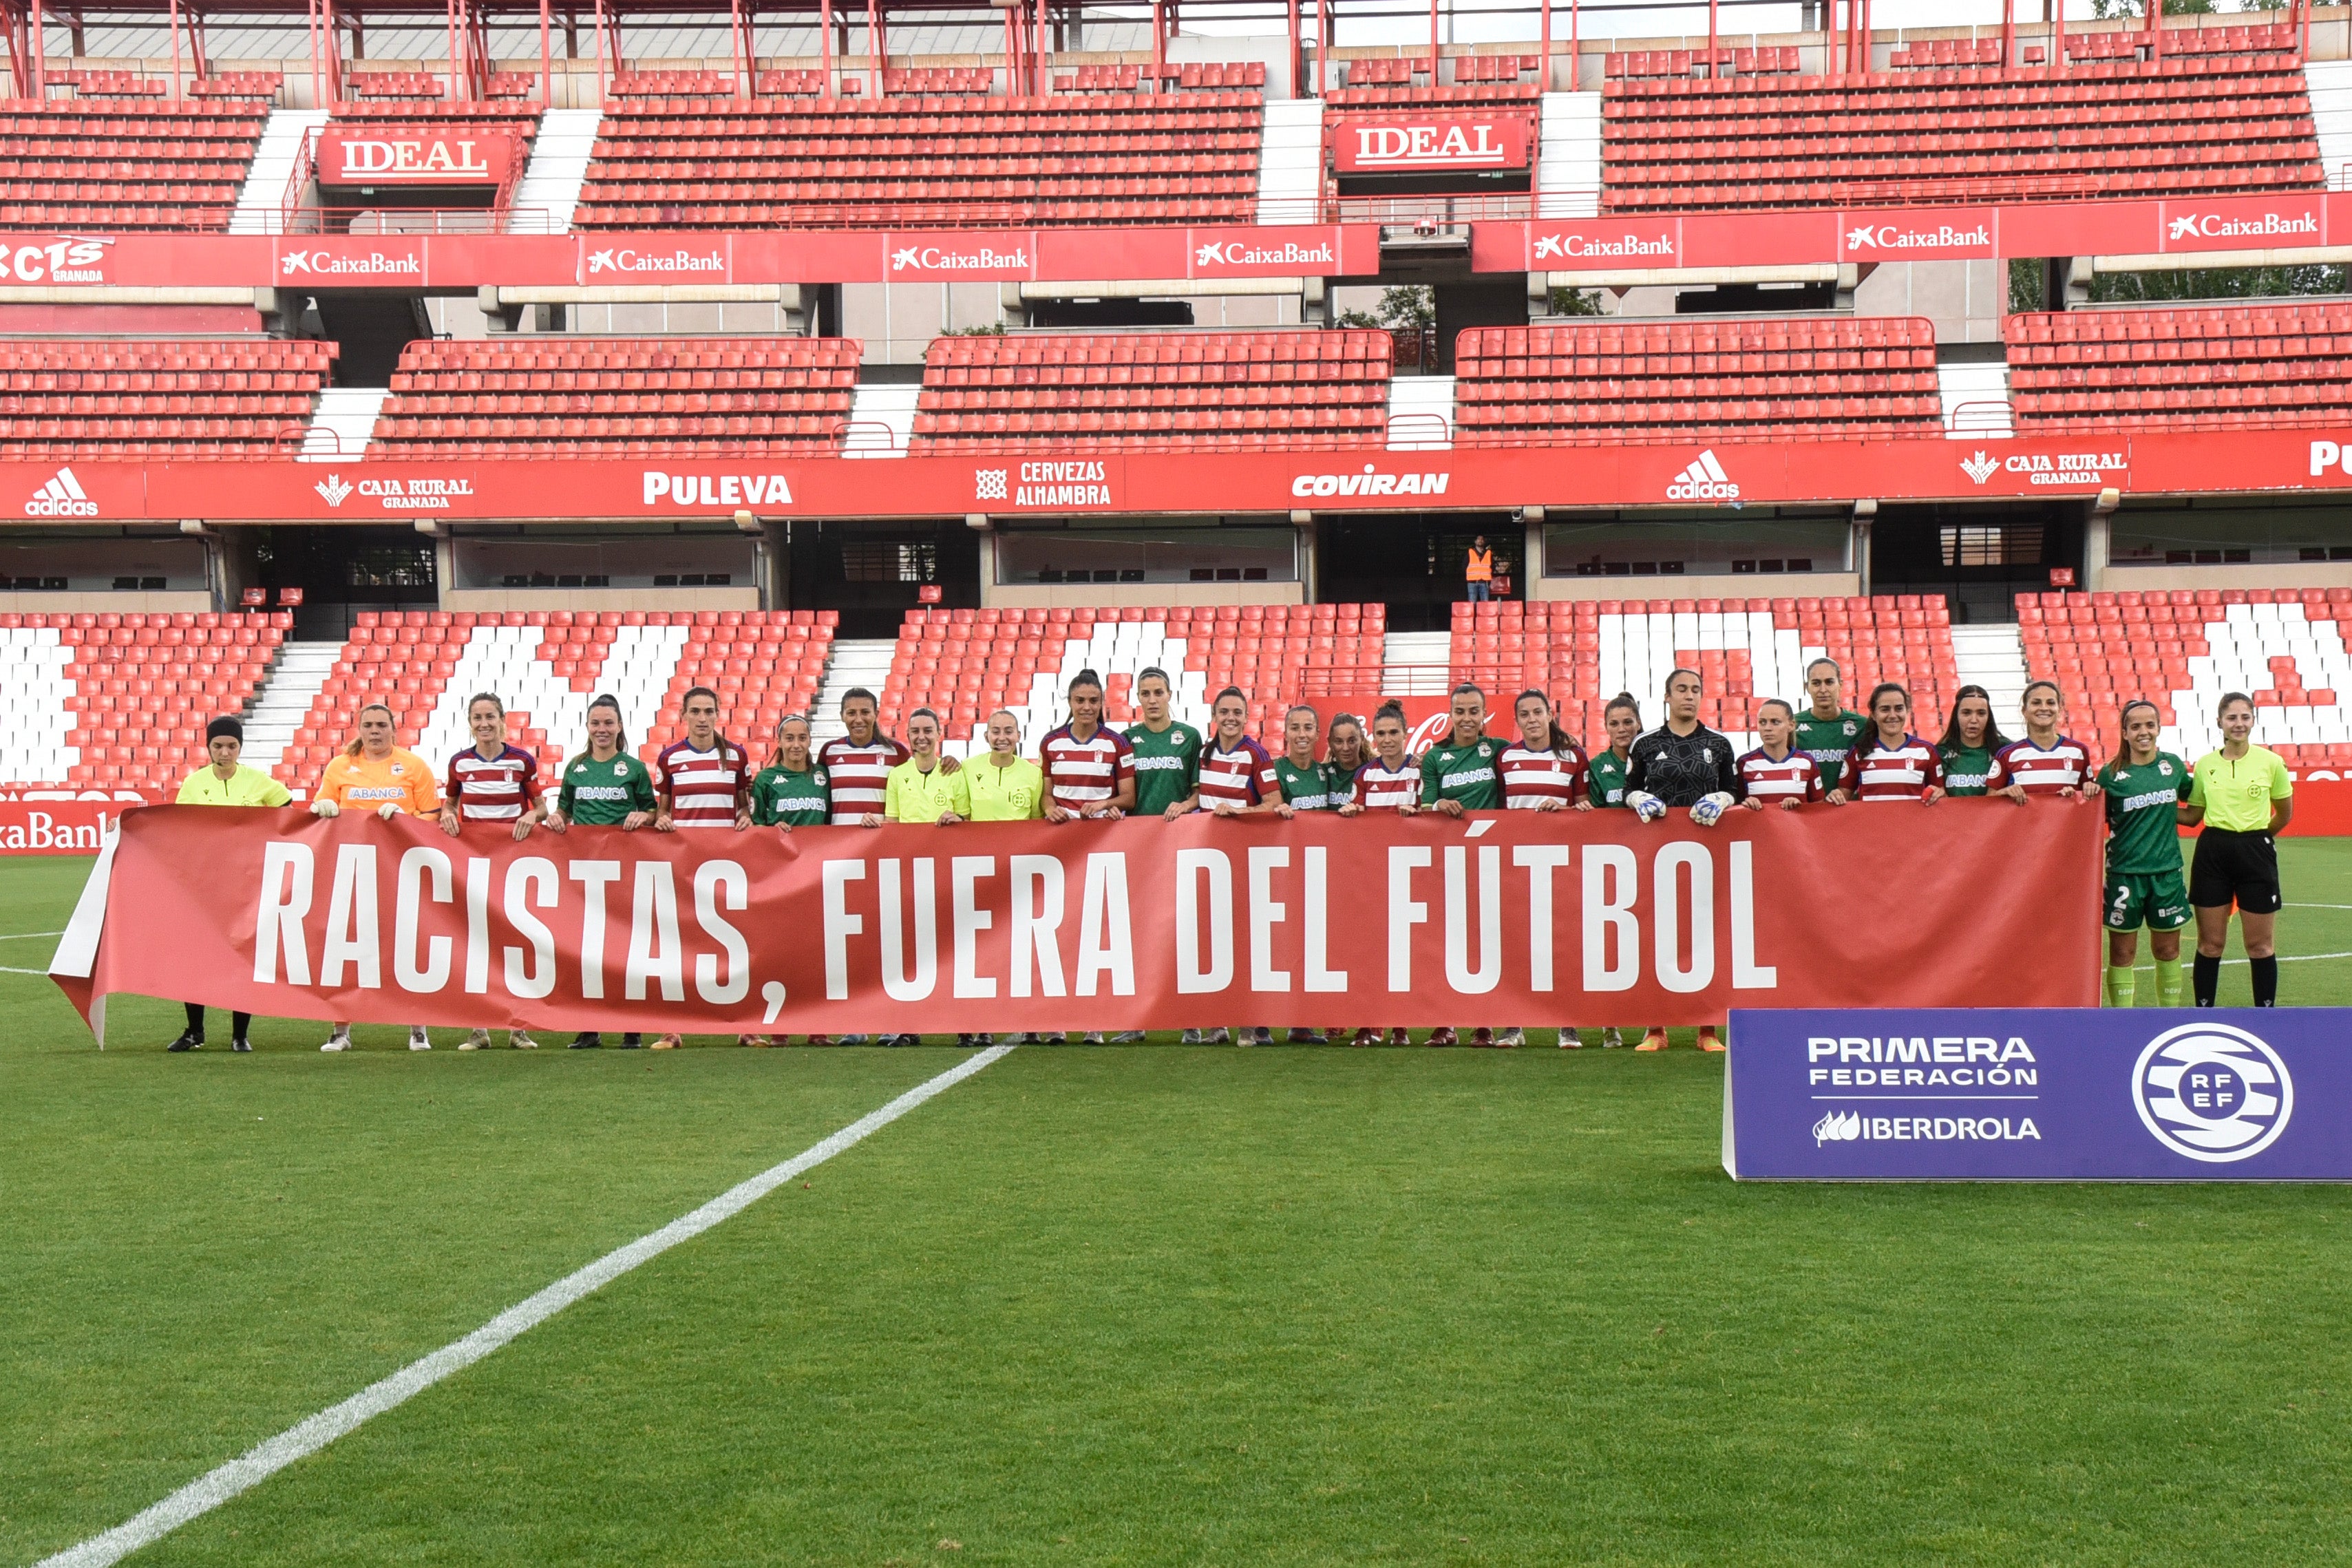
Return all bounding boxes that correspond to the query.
[6,843,2352,1566]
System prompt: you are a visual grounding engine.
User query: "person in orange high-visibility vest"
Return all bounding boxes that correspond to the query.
[1464,534,1494,603]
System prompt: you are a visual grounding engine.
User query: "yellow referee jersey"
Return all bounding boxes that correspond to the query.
[962,755,1045,822]
[884,756,970,824]
[2190,745,2292,833]
[176,763,293,808]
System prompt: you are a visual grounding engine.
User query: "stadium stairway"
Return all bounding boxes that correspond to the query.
[2309,60,2352,179]
[1535,91,1602,218]
[1254,97,1324,224]
[812,639,899,744]
[2019,589,2352,768]
[229,107,329,234]
[513,107,603,231]
[300,388,391,463]
[237,641,342,778]
[1381,630,1454,696]
[1950,622,2029,717]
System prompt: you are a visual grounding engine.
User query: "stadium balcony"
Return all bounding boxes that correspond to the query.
[1452,319,1942,447]
[369,337,862,457]
[2020,589,2352,761]
[2006,304,2352,434]
[275,609,837,792]
[887,603,1386,753]
[909,330,1392,453]
[571,87,1263,229]
[0,94,272,231]
[1599,39,2319,212]
[0,611,286,795]
[0,339,338,460]
[1453,595,1956,749]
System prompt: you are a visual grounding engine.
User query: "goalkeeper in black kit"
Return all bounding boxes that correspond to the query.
[1623,668,1744,1052]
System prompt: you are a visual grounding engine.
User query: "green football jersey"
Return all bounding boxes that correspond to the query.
[750,762,831,827]
[1940,743,1999,797]
[1275,754,1337,809]
[1420,736,1503,809]
[1125,720,1203,816]
[557,751,657,825]
[1588,749,1632,807]
[2097,752,2193,875]
[1794,708,1867,783]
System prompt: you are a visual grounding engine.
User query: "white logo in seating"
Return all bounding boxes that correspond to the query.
[315,474,354,507]
[1960,451,1999,485]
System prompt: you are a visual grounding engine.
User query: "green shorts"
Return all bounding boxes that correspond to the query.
[2105,870,2191,933]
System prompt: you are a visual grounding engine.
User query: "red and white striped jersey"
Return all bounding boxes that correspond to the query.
[1737,747,1823,805]
[445,743,540,823]
[656,738,750,827]
[818,734,909,825]
[1994,736,2095,794]
[1838,736,1945,801]
[1039,723,1135,812]
[1196,737,1277,810]
[1352,757,1421,811]
[1499,743,1586,809]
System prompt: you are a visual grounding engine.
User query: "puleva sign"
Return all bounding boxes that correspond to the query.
[1725,1008,2352,1180]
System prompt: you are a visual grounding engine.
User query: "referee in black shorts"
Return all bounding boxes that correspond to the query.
[2183,692,2294,1007]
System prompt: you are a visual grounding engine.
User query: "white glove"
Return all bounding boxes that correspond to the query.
[310,797,341,818]
[377,802,402,820]
[1627,790,1666,823]
[1690,792,1735,827]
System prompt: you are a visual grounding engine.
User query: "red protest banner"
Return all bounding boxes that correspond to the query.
[53,801,2098,1037]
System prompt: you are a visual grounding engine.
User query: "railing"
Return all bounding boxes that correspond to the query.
[1383,411,1452,449]
[279,122,549,235]
[1945,400,2017,436]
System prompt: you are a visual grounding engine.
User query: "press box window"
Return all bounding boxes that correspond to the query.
[994,526,1298,586]
[452,529,754,591]
[2109,501,2352,568]
[1543,515,1847,579]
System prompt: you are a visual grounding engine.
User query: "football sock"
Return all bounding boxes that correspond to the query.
[2154,957,2184,1008]
[2104,966,2134,1008]
[231,1011,252,1038]
[181,1001,206,1041]
[2251,955,2278,1008]
[2193,953,2221,1006]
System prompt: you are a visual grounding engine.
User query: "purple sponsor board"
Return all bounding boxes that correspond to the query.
[1725,1009,2352,1180]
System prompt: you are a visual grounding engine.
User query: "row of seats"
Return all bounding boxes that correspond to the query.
[573,92,1261,228]
[369,337,858,457]
[0,339,336,460]
[1453,319,1942,445]
[1609,47,1804,78]
[2007,305,2352,433]
[0,102,266,230]
[1600,56,2320,211]
[910,330,1392,452]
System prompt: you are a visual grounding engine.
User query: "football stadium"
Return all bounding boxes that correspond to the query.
[9,0,2352,1560]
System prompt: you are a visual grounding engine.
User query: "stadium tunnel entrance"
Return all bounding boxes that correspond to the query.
[1316,511,1523,631]
[1868,502,2087,624]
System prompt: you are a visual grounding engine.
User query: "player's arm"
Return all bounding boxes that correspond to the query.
[1826,749,1857,805]
[1338,767,1367,817]
[2073,747,2101,800]
[1419,750,1463,816]
[259,774,293,809]
[513,763,545,840]
[2271,757,2295,832]
[1096,741,1136,817]
[653,752,677,831]
[938,767,971,826]
[1920,746,1945,805]
[438,758,467,835]
[732,749,754,831]
[1718,737,1746,803]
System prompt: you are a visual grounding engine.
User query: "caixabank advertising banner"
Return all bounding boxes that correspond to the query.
[1725,1009,2352,1180]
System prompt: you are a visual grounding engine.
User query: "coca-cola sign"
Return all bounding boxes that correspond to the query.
[1333,118,1530,172]
[316,129,513,186]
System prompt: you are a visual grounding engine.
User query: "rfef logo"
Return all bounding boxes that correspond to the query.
[1666,450,1739,501]
[26,467,97,518]
[2131,1022,2293,1163]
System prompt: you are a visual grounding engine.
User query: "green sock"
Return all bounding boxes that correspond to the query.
[2154,957,2184,1008]
[2105,966,2137,1008]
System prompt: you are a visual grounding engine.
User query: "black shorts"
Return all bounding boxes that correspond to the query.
[2190,827,2282,914]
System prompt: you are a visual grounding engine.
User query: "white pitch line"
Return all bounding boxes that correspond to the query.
[35,1043,1017,1568]
[0,929,63,940]
[0,964,51,975]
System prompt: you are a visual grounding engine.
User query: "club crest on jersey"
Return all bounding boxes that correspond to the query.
[2159,762,2174,775]
[814,770,829,785]
[613,762,627,776]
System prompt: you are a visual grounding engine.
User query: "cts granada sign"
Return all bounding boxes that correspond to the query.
[0,236,113,283]
[1334,118,1530,172]
[316,129,512,186]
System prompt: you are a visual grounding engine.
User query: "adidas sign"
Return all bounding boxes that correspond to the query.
[1664,449,1739,501]
[25,467,97,518]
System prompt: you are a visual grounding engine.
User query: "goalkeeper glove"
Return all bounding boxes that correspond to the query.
[1627,790,1666,823]
[1690,792,1735,827]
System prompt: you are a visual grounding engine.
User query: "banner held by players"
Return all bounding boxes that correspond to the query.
[54,803,2099,1037]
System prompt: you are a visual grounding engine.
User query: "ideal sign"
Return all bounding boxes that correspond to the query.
[1725,1009,2352,1180]
[1334,118,1530,173]
[316,129,513,187]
